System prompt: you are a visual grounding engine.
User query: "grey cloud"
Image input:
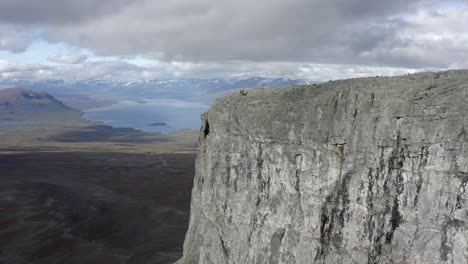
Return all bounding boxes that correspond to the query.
[0,60,142,80]
[41,0,455,68]
[50,61,145,80]
[1,0,467,73]
[48,53,88,64]
[0,35,28,53]
[0,26,31,53]
[0,0,134,24]
[0,61,50,72]
[0,61,51,79]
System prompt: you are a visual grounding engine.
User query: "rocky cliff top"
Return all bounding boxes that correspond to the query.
[177,70,468,264]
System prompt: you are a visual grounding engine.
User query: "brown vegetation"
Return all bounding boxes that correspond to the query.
[0,125,198,264]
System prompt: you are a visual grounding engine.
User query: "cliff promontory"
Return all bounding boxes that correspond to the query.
[177,70,468,264]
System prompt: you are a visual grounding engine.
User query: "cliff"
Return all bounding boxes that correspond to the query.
[177,70,468,264]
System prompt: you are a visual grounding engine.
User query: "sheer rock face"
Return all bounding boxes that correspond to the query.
[177,70,468,264]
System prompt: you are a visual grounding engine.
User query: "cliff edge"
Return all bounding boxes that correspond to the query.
[177,70,468,264]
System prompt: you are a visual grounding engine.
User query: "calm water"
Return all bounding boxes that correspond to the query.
[83,99,209,133]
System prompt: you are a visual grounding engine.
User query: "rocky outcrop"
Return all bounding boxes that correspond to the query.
[177,70,468,264]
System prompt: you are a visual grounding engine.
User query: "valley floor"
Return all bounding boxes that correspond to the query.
[0,126,198,264]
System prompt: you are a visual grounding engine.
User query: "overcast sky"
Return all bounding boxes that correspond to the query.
[0,0,467,81]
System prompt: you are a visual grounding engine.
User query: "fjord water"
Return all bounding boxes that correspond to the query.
[84,99,209,133]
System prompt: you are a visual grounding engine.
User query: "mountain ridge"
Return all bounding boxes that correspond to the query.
[0,88,88,127]
[0,88,74,109]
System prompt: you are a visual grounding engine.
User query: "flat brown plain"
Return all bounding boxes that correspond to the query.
[0,126,199,264]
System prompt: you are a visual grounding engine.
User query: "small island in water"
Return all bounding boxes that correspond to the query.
[148,122,168,127]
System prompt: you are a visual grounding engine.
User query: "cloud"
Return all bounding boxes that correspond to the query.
[0,35,29,53]
[0,60,51,79]
[48,53,88,64]
[42,0,417,60]
[0,60,154,81]
[0,25,32,53]
[1,0,468,79]
[0,59,420,82]
[0,0,134,24]
[32,0,467,70]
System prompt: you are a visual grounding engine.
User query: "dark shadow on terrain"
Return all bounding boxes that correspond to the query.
[49,125,171,143]
[0,151,196,264]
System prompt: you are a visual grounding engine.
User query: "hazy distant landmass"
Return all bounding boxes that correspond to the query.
[0,77,311,104]
[0,88,75,114]
[0,77,311,132]
[0,88,91,128]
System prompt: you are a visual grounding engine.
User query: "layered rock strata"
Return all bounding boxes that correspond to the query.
[177,70,468,264]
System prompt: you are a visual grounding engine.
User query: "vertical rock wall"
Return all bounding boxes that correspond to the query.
[177,70,468,264]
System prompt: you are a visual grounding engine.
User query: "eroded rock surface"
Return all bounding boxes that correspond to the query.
[177,70,468,264]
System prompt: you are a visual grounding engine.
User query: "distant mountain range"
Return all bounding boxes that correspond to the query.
[0,88,89,127]
[0,78,312,130]
[0,77,312,104]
